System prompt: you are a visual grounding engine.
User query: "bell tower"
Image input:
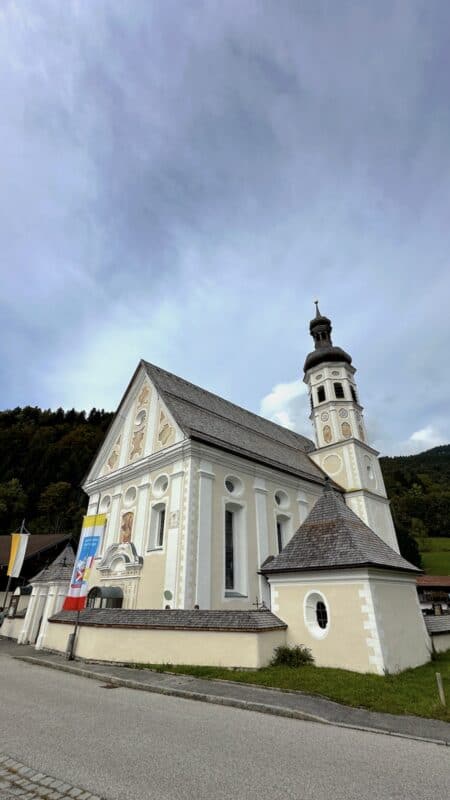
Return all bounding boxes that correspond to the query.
[304,303,399,552]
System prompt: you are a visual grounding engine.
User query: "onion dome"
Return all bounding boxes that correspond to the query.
[303,301,352,372]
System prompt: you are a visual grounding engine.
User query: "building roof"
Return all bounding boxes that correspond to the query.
[417,576,450,588]
[143,361,325,483]
[0,533,70,568]
[50,607,288,633]
[424,616,450,636]
[31,543,74,584]
[261,481,419,575]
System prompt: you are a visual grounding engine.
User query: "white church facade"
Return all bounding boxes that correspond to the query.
[32,307,435,672]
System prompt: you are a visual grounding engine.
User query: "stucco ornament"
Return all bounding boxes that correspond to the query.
[103,435,121,474]
[157,411,175,448]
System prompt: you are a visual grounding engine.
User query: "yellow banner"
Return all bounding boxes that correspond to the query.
[7,532,29,578]
[82,513,107,529]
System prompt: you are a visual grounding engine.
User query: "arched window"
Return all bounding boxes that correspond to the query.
[317,385,326,403]
[276,515,290,553]
[224,502,247,597]
[350,385,358,403]
[334,382,344,399]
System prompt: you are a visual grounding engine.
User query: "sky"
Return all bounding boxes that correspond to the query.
[0,0,449,456]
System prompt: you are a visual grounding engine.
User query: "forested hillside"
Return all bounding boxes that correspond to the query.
[0,407,113,538]
[0,406,448,571]
[380,444,450,570]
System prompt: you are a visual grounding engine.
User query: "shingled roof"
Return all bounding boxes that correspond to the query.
[261,481,419,575]
[0,533,69,568]
[31,543,74,584]
[143,361,325,483]
[50,607,287,632]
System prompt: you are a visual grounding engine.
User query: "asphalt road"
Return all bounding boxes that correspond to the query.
[0,648,448,800]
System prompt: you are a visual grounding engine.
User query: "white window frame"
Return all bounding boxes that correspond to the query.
[275,513,291,553]
[303,590,330,639]
[147,501,167,551]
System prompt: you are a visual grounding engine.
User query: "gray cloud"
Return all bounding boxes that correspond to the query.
[0,0,449,454]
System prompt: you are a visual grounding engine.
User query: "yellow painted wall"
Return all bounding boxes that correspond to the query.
[44,621,286,668]
[272,580,374,673]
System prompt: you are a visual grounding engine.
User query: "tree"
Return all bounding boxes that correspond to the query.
[0,479,27,532]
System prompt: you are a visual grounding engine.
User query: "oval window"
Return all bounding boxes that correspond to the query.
[224,476,243,496]
[153,474,169,497]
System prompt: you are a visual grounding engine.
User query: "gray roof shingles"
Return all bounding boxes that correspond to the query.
[143,361,325,483]
[424,616,450,635]
[50,608,287,632]
[31,544,75,584]
[261,482,419,575]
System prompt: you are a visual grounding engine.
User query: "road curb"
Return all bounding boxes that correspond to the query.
[15,655,449,747]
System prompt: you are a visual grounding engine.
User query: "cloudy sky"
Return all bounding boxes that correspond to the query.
[1,0,449,456]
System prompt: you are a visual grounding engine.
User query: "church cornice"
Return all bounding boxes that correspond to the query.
[310,438,380,458]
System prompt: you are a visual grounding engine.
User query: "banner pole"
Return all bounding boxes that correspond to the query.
[2,575,12,610]
[67,499,100,661]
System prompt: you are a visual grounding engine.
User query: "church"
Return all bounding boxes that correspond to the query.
[22,306,434,673]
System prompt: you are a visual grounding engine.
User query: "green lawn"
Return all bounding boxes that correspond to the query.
[420,537,450,575]
[133,650,450,722]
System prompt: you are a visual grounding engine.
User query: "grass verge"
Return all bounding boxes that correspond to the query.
[132,650,450,722]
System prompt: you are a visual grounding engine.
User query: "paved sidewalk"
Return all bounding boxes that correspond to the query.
[3,638,449,746]
[0,753,104,800]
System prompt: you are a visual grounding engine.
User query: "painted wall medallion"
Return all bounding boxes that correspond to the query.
[341,422,352,439]
[321,412,329,422]
[323,425,332,444]
[338,408,348,418]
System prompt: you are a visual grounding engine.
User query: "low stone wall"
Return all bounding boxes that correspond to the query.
[44,608,287,668]
[0,614,25,641]
[430,632,450,654]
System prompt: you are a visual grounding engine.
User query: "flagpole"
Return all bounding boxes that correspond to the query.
[2,519,25,609]
[67,499,100,661]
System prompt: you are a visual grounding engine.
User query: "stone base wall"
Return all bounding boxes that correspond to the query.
[44,621,286,668]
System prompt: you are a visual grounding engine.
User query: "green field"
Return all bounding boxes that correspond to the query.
[420,537,450,575]
[133,650,450,722]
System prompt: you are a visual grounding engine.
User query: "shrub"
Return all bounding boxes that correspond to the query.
[271,644,314,667]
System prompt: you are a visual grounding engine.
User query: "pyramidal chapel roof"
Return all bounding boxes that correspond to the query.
[31,543,75,584]
[142,361,325,483]
[261,482,419,575]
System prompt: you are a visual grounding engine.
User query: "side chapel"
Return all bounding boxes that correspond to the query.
[40,305,430,674]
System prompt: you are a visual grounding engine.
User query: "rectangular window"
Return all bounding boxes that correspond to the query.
[276,521,283,553]
[157,508,166,548]
[225,509,234,590]
[317,385,326,403]
[334,382,345,399]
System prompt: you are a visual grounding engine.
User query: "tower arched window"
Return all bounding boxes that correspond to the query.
[317,385,326,403]
[350,386,358,403]
[334,382,345,399]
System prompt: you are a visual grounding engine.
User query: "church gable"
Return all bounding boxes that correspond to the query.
[85,364,184,484]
